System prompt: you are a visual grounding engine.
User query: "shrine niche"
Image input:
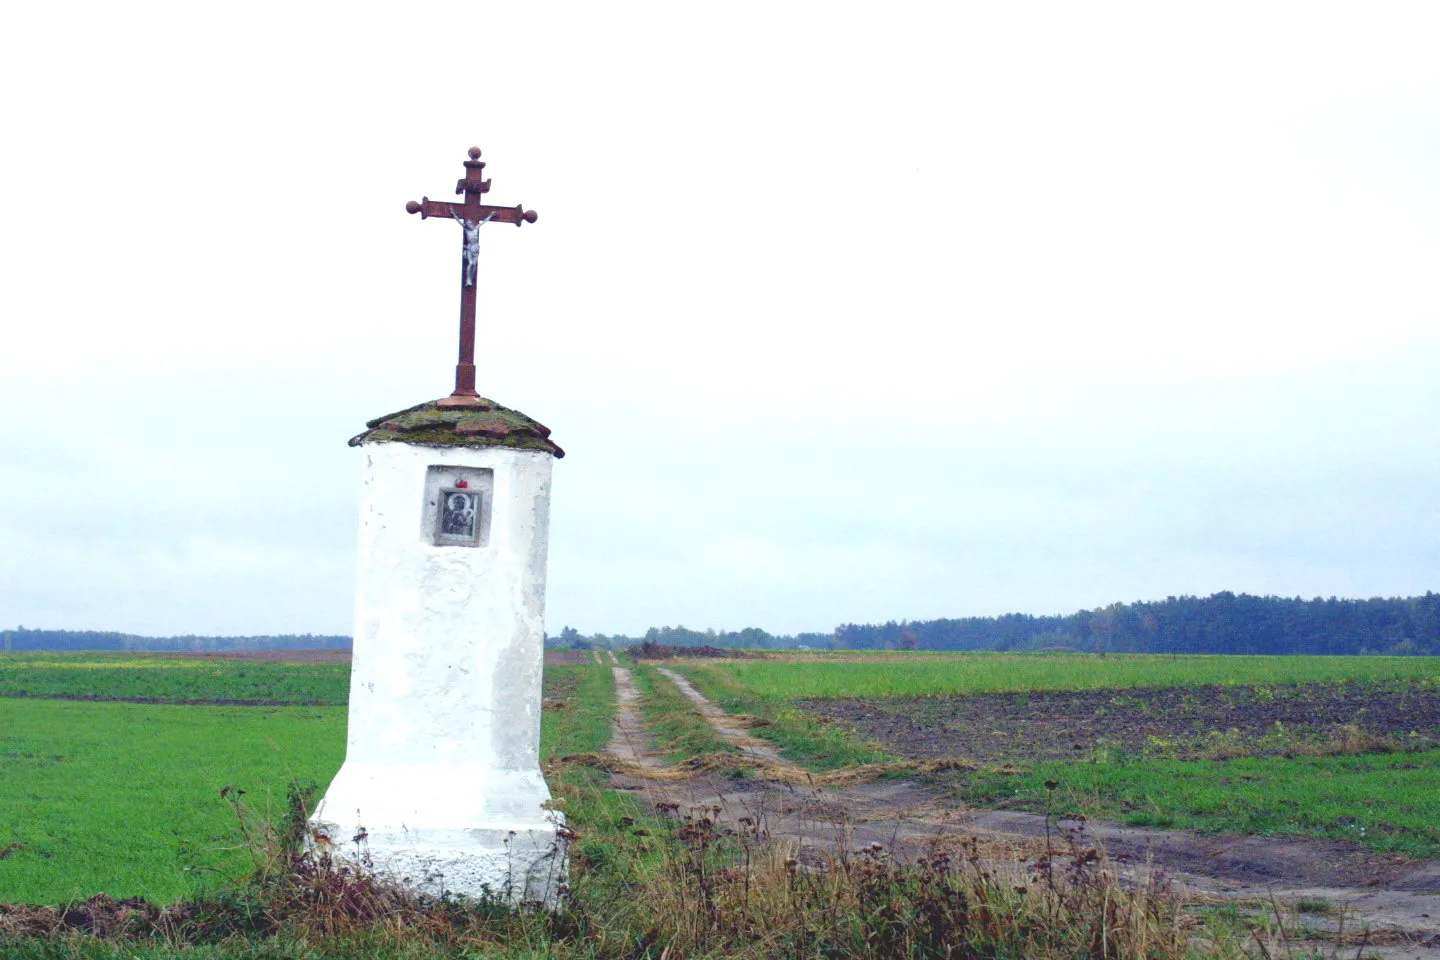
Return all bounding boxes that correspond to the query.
[422,465,494,548]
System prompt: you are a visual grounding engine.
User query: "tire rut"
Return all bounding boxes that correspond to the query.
[655,667,788,766]
[606,666,664,769]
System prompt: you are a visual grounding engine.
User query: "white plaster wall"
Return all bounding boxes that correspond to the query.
[310,441,565,904]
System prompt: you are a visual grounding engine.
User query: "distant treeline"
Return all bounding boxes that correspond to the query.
[0,628,351,653]
[549,591,1440,657]
[11,591,1439,656]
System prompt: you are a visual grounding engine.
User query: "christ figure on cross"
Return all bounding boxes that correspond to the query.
[458,212,495,288]
[406,146,538,404]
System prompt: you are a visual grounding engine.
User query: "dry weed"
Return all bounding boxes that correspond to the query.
[555,750,987,785]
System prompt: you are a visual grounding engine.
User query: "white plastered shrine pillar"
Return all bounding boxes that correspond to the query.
[310,399,566,905]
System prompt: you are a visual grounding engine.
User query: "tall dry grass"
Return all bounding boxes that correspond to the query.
[0,781,1272,959]
[583,802,1213,960]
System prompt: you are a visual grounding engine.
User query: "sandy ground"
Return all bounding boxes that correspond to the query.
[605,664,1440,959]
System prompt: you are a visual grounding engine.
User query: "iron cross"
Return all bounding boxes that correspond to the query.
[406,146,538,406]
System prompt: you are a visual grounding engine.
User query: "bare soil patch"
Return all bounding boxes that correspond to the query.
[630,642,754,660]
[544,649,595,666]
[137,649,353,664]
[0,893,181,938]
[797,682,1440,764]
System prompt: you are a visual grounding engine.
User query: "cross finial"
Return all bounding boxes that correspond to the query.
[407,147,538,407]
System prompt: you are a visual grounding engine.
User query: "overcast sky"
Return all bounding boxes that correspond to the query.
[2,3,1438,638]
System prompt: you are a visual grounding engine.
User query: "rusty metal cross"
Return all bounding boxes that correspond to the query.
[406,146,538,406]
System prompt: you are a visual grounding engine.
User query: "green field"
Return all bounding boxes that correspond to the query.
[0,653,349,704]
[668,652,1440,857]
[0,699,345,904]
[678,652,1440,700]
[0,661,619,907]
[957,749,1440,856]
[6,648,1440,911]
[2,656,1239,958]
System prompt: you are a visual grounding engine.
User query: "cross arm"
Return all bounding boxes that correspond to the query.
[405,197,538,226]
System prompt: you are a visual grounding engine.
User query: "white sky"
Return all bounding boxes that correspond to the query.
[2,2,1437,637]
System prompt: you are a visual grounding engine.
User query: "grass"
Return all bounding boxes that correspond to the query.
[685,652,1440,700]
[669,663,896,770]
[0,654,349,705]
[665,654,1440,858]
[0,657,1319,958]
[3,710,1245,960]
[0,945,339,959]
[944,748,1440,859]
[627,664,737,763]
[540,663,616,761]
[539,663,652,856]
[2,826,1237,960]
[0,664,614,907]
[0,699,345,904]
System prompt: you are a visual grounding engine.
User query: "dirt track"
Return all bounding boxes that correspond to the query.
[608,666,663,769]
[605,664,1440,958]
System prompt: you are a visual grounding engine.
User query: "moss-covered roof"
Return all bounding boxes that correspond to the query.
[348,397,564,457]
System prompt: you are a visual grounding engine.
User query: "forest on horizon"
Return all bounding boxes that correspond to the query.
[0,630,351,654]
[556,591,1440,657]
[12,591,1433,656]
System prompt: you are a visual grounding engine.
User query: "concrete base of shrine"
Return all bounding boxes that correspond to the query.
[308,763,567,906]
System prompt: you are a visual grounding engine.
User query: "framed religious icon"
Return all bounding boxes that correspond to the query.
[436,488,482,545]
[422,466,493,548]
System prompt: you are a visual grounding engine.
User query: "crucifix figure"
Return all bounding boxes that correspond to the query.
[406,146,538,407]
